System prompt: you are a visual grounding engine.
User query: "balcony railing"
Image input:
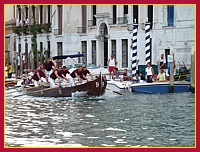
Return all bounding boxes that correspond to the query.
[127,24,133,31]
[54,29,62,35]
[77,27,86,34]
[13,23,52,35]
[118,17,128,24]
[88,20,96,27]
[108,18,117,25]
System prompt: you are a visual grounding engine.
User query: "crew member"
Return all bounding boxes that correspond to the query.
[81,66,94,81]
[60,66,75,86]
[44,57,55,80]
[70,65,84,82]
[32,67,47,87]
[49,66,62,88]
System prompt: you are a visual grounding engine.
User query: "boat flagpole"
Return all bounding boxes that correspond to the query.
[131,19,138,78]
[145,18,151,66]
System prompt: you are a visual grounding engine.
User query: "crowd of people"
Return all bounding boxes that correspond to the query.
[107,52,175,83]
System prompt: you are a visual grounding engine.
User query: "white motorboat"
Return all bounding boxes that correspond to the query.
[106,79,132,92]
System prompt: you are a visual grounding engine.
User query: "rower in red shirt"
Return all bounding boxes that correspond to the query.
[70,65,84,82]
[49,66,62,88]
[43,57,55,79]
[81,66,94,81]
[32,67,48,87]
[59,66,70,81]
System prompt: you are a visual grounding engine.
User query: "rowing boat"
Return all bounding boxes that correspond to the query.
[18,73,107,97]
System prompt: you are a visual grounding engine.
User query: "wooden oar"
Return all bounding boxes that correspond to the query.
[5,79,24,84]
[106,88,124,95]
[12,86,60,98]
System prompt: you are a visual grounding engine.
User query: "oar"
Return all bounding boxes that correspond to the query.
[5,77,27,83]
[5,79,23,85]
[12,86,59,98]
[106,88,124,95]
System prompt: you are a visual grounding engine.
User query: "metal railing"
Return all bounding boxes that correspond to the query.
[88,20,96,27]
[77,27,86,34]
[54,29,62,35]
[118,17,128,24]
[108,18,117,25]
[127,24,133,31]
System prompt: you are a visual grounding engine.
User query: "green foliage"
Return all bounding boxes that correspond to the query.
[21,27,27,33]
[41,24,49,32]
[13,26,28,35]
[13,28,21,35]
[30,18,38,68]
[29,25,38,35]
[37,25,42,33]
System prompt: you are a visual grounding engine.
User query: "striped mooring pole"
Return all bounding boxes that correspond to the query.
[145,21,151,65]
[131,20,138,78]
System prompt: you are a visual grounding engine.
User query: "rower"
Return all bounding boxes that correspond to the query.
[32,67,48,87]
[43,57,55,80]
[81,66,94,81]
[70,65,84,82]
[49,66,62,88]
[59,66,75,87]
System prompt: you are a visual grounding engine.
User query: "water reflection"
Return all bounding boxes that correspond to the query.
[5,91,195,147]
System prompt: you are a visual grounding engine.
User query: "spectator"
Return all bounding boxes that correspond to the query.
[159,54,166,69]
[107,54,118,79]
[145,62,154,83]
[7,62,12,79]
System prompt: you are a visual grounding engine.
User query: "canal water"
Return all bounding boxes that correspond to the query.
[5,90,195,147]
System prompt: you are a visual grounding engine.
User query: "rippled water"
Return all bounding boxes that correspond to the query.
[5,90,195,147]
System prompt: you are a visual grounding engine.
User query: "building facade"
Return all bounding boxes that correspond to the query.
[5,5,16,66]
[5,4,195,71]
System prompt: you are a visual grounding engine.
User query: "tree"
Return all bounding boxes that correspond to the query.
[29,17,38,69]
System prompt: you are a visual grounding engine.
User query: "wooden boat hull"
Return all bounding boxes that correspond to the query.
[23,74,107,97]
[130,81,191,94]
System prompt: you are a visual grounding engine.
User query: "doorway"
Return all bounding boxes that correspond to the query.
[99,23,108,66]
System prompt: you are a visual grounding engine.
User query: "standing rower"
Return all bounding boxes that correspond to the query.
[43,57,55,80]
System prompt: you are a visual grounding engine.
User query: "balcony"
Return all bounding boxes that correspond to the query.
[13,23,52,35]
[108,18,117,25]
[13,25,29,35]
[77,27,86,34]
[54,29,62,35]
[88,20,96,27]
[127,24,133,31]
[118,17,128,24]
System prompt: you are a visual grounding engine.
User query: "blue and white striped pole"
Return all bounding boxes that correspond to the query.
[132,19,138,78]
[145,20,151,66]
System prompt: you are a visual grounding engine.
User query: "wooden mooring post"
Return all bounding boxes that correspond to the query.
[190,52,195,93]
[168,54,174,93]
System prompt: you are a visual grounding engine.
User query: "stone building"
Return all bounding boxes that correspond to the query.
[5,4,195,72]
